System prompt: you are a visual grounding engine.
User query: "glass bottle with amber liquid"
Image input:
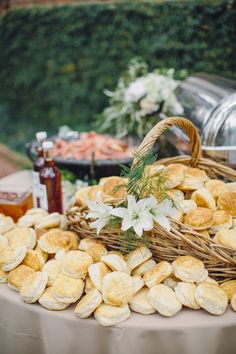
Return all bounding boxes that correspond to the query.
[40,141,63,213]
[33,131,47,208]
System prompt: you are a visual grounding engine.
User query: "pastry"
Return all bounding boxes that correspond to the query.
[126,246,152,271]
[143,261,172,288]
[129,288,156,315]
[20,271,48,303]
[51,274,84,304]
[107,251,125,260]
[85,276,95,294]
[26,208,48,216]
[0,216,15,234]
[172,256,208,283]
[87,185,104,201]
[198,276,218,286]
[220,280,236,301]
[22,250,45,272]
[79,238,107,262]
[132,259,156,276]
[5,227,36,250]
[17,209,47,228]
[144,164,165,178]
[63,231,79,250]
[205,180,227,199]
[178,200,197,214]
[59,215,69,230]
[94,303,130,327]
[225,182,236,192]
[191,188,216,210]
[1,245,27,272]
[55,249,68,261]
[74,289,103,319]
[178,167,208,191]
[88,262,110,292]
[163,275,179,289]
[38,229,71,253]
[35,213,61,230]
[7,265,34,291]
[102,176,128,199]
[215,229,236,250]
[183,207,214,230]
[36,228,48,240]
[102,271,134,306]
[34,243,48,262]
[132,275,145,294]
[166,189,185,202]
[0,234,8,253]
[148,284,182,317]
[218,192,236,217]
[43,259,62,287]
[209,210,232,235]
[164,164,186,189]
[175,282,200,309]
[39,287,69,310]
[231,292,236,312]
[197,230,210,238]
[62,250,93,279]
[101,254,130,274]
[75,187,91,207]
[195,282,228,315]
[0,268,8,283]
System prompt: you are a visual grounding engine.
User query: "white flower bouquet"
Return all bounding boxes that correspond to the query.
[98,58,184,138]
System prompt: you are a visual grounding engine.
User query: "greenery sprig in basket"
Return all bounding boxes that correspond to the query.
[68,117,236,280]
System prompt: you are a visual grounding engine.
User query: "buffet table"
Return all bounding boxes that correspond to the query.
[1,284,236,354]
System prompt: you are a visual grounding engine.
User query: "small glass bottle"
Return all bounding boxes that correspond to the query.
[40,141,63,213]
[32,131,47,207]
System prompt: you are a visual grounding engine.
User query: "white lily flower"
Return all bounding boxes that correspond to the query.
[87,199,113,235]
[144,195,178,231]
[111,195,153,237]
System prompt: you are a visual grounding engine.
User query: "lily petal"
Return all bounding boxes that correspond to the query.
[111,207,128,218]
[154,214,171,231]
[121,215,134,231]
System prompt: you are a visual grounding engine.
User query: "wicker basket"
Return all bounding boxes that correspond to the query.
[68,117,236,280]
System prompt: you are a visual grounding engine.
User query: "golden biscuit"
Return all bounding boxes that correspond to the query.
[143,261,172,288]
[75,187,91,207]
[0,216,15,234]
[195,282,228,315]
[183,208,214,230]
[225,182,236,192]
[209,210,232,235]
[164,164,186,189]
[85,276,95,294]
[62,250,93,279]
[26,208,48,216]
[63,231,79,250]
[107,251,125,260]
[87,185,104,201]
[17,209,48,228]
[22,250,45,272]
[231,292,236,312]
[0,268,8,283]
[34,242,48,262]
[38,229,71,254]
[132,275,145,294]
[178,200,197,214]
[59,215,69,231]
[202,276,219,286]
[129,288,156,315]
[43,259,62,287]
[218,192,236,217]
[35,213,61,230]
[101,254,130,274]
[144,164,165,178]
[132,259,156,277]
[215,229,236,250]
[7,265,34,291]
[88,262,111,292]
[102,177,128,199]
[39,287,69,311]
[178,167,208,192]
[94,303,130,327]
[148,284,182,317]
[191,188,216,210]
[172,256,208,283]
[5,227,36,250]
[220,280,236,301]
[36,228,48,240]
[205,180,227,199]
[20,271,48,303]
[166,189,185,202]
[79,238,107,262]
[0,234,8,254]
[74,289,103,319]
[1,245,27,272]
[51,274,84,304]
[126,246,152,271]
[163,275,179,289]
[175,282,200,309]
[102,271,134,306]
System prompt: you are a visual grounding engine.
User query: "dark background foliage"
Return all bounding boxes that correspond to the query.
[0,0,235,150]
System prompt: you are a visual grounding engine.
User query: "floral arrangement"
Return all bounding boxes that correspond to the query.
[98,58,184,139]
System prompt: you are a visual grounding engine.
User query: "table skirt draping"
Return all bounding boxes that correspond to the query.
[1,284,236,354]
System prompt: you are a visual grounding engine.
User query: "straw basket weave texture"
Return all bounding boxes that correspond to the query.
[68,117,236,280]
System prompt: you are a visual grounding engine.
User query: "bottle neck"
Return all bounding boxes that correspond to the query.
[43,149,55,167]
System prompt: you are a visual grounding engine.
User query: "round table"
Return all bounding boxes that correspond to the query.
[1,284,236,354]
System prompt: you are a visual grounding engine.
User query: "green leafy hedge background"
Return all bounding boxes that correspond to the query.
[0,1,235,150]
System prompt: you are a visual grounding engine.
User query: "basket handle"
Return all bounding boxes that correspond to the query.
[133,117,202,166]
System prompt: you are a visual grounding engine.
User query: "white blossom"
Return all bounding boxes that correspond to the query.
[86,199,113,235]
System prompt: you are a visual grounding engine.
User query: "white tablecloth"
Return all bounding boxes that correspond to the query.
[1,284,236,354]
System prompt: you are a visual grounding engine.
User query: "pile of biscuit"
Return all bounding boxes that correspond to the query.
[76,165,236,249]
[1,208,236,327]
